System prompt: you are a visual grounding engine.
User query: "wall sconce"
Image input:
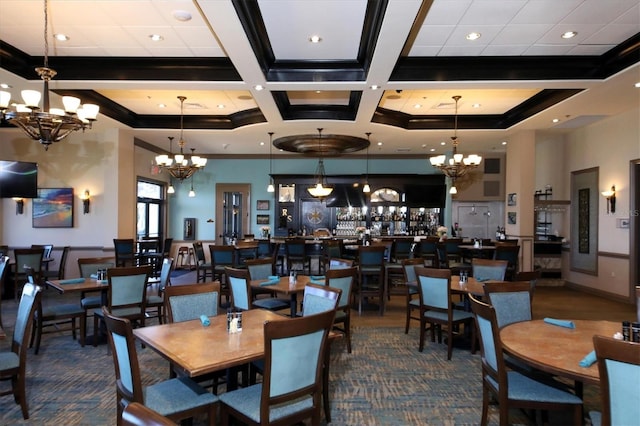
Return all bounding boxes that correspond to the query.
[12,197,24,215]
[82,190,91,214]
[601,185,616,214]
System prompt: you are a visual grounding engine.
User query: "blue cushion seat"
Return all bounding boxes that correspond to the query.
[486,371,582,404]
[219,384,313,423]
[144,377,218,417]
[0,352,19,370]
[253,298,289,311]
[81,295,102,309]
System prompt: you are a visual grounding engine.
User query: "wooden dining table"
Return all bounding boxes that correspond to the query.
[134,307,339,421]
[250,274,312,317]
[500,319,620,385]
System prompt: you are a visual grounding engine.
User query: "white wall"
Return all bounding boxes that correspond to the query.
[561,107,640,298]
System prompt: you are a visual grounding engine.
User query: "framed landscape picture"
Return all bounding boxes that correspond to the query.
[257,200,270,210]
[32,188,74,228]
[257,214,270,225]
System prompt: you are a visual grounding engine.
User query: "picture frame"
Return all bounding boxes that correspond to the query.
[257,200,270,210]
[32,188,74,228]
[183,218,196,240]
[507,211,517,225]
[257,214,270,225]
[507,193,517,206]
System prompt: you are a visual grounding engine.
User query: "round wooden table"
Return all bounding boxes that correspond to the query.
[500,319,620,385]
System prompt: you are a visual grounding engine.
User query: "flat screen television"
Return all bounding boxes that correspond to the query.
[0,160,38,198]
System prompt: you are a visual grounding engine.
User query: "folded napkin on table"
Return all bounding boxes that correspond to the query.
[579,350,597,367]
[199,315,210,326]
[89,273,98,279]
[260,278,280,286]
[310,275,325,280]
[59,278,85,284]
[543,317,576,329]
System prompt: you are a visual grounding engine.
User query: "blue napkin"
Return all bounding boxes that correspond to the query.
[310,275,325,280]
[89,273,98,279]
[260,278,280,286]
[544,317,576,329]
[579,350,597,367]
[59,278,85,284]
[199,315,210,326]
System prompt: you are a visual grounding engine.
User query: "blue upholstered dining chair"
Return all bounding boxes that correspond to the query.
[219,309,335,426]
[0,282,41,420]
[471,258,508,282]
[26,267,85,354]
[589,335,640,426]
[356,245,386,316]
[164,282,220,324]
[122,402,177,426]
[146,257,174,324]
[325,266,356,353]
[92,265,151,347]
[468,294,583,426]
[77,256,116,316]
[415,266,475,360]
[0,255,9,328]
[402,258,424,334]
[13,248,44,300]
[101,307,218,425]
[225,267,289,312]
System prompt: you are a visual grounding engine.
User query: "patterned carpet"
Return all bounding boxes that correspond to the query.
[0,301,598,425]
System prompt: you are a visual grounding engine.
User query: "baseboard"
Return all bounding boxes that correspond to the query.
[564,280,634,304]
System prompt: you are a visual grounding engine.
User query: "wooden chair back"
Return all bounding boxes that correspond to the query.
[259,310,335,425]
[302,283,341,316]
[483,281,533,328]
[225,267,252,311]
[472,258,508,281]
[164,282,220,323]
[122,402,177,426]
[77,256,116,278]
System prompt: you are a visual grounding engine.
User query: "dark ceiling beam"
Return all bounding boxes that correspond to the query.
[232,0,388,82]
[272,91,362,121]
[372,89,583,130]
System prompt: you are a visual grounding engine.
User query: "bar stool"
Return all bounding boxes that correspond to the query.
[176,246,195,270]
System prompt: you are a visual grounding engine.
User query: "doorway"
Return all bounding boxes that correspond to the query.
[216,184,250,245]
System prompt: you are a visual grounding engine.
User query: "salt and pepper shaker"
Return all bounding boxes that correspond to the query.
[632,322,640,343]
[622,321,630,341]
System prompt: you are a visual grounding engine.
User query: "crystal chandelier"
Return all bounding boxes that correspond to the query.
[429,95,482,194]
[155,96,207,182]
[0,0,99,150]
[307,128,333,198]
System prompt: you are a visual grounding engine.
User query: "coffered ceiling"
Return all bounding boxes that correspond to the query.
[0,0,638,157]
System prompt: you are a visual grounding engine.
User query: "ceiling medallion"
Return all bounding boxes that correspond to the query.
[274,133,370,157]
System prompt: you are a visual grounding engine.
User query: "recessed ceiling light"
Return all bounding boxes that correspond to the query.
[217,104,225,109]
[0,83,11,89]
[430,148,435,152]
[472,103,481,108]
[552,118,560,123]
[260,142,265,146]
[421,144,426,148]
[501,141,507,145]
[172,10,192,22]
[635,82,640,88]
[54,33,69,41]
[149,34,164,42]
[158,103,166,108]
[377,142,382,146]
[440,141,446,146]
[561,31,577,39]
[315,90,321,94]
[308,35,322,43]
[414,104,422,109]
[254,84,264,91]
[370,85,379,90]
[466,32,481,41]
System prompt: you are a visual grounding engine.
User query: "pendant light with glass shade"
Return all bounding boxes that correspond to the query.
[363,132,371,193]
[188,178,196,198]
[267,132,275,193]
[307,128,333,198]
[429,95,482,194]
